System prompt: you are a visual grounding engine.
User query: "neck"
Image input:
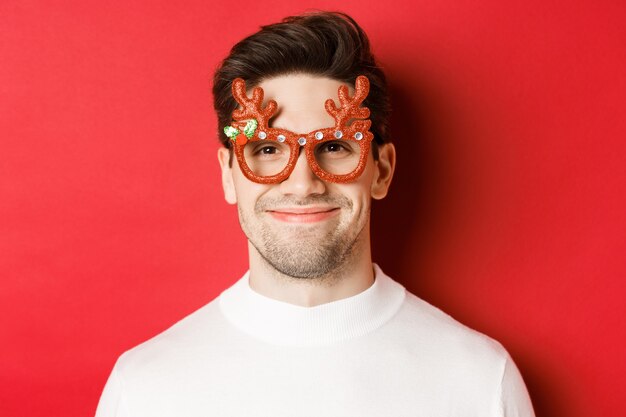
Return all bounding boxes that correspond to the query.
[247,231,375,307]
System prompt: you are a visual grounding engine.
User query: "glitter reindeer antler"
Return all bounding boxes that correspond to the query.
[231,79,278,129]
[324,75,372,131]
[224,79,278,145]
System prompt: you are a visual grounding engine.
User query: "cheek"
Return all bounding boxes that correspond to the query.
[353,165,376,204]
[231,170,274,212]
[350,173,376,222]
[330,183,372,221]
[233,185,260,212]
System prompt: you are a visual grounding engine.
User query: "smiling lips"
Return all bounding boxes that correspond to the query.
[267,207,340,223]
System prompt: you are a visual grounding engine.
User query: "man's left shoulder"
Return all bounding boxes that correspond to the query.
[384,286,511,367]
[374,275,535,415]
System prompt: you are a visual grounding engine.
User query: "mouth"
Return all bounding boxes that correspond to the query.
[266,206,340,223]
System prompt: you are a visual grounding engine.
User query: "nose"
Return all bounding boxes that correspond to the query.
[278,147,326,197]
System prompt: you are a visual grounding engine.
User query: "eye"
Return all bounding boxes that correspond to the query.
[259,146,277,154]
[246,141,291,161]
[318,140,352,154]
[253,144,280,155]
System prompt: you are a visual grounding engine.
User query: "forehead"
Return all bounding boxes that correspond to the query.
[252,73,355,132]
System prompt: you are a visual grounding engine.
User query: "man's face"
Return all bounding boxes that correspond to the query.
[218,74,395,279]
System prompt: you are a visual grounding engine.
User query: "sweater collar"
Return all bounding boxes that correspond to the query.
[218,263,406,347]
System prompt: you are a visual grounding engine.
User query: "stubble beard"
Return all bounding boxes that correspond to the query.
[238,194,368,280]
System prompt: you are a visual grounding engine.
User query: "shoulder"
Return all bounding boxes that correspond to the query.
[385,286,511,373]
[381,284,535,415]
[376,265,508,360]
[374,286,516,403]
[112,296,231,378]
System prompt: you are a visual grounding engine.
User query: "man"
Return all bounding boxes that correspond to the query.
[96,11,535,417]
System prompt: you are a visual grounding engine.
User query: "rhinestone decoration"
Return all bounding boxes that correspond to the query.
[298,137,307,146]
[258,131,267,140]
[277,134,286,142]
[334,130,343,139]
[354,132,363,140]
[315,131,324,140]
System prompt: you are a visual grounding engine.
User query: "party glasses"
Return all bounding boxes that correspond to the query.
[223,75,375,184]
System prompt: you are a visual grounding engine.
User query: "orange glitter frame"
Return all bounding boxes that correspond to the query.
[224,75,375,184]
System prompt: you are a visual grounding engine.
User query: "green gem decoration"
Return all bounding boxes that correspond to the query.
[224,125,240,142]
[243,119,258,138]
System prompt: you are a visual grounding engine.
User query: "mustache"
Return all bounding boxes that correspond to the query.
[255,194,353,212]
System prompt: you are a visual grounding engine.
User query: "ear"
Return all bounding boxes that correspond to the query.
[371,143,396,200]
[217,147,237,204]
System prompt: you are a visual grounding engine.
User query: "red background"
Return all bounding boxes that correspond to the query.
[1,1,624,416]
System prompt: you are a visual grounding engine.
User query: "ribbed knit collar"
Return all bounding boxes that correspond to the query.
[218,263,406,347]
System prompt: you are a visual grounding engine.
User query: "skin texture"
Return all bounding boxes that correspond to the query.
[218,73,396,307]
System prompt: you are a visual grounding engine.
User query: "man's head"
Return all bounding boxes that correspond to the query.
[212,12,395,279]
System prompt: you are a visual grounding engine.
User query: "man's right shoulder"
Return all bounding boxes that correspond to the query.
[112,293,234,377]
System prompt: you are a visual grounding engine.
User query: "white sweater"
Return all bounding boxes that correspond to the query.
[95,264,535,417]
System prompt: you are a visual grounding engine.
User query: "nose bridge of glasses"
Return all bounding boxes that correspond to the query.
[277,141,327,195]
[291,143,314,174]
[289,128,334,173]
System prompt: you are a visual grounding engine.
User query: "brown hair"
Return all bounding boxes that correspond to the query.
[211,11,391,160]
